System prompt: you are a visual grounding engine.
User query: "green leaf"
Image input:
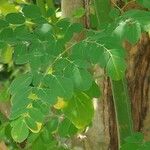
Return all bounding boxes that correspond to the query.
[124,21,141,44]
[0,19,9,30]
[71,42,88,60]
[34,88,56,104]
[22,4,42,19]
[71,67,93,91]
[11,117,29,143]
[13,44,29,64]
[10,87,31,120]
[0,45,13,64]
[32,101,49,115]
[25,108,44,133]
[123,10,150,29]
[124,132,144,143]
[14,25,30,41]
[46,118,58,133]
[137,0,150,9]
[106,49,126,80]
[27,108,45,123]
[63,23,83,42]
[31,17,48,25]
[35,23,53,41]
[109,7,120,20]
[85,81,101,98]
[113,21,126,40]
[63,92,94,129]
[140,142,150,150]
[9,73,32,95]
[73,7,85,18]
[58,118,77,137]
[28,41,53,71]
[120,143,141,150]
[0,27,14,42]
[44,75,74,99]
[25,116,42,133]
[5,13,25,24]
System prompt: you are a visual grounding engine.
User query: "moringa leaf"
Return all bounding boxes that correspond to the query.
[11,117,29,143]
[58,118,78,137]
[5,12,25,24]
[9,73,32,95]
[124,21,141,44]
[63,92,94,129]
[22,4,42,19]
[43,75,74,99]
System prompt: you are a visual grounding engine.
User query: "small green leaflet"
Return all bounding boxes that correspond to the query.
[124,21,141,44]
[25,108,44,133]
[35,23,53,41]
[85,81,101,98]
[0,19,9,30]
[112,19,141,44]
[22,4,42,19]
[9,73,32,95]
[63,92,94,129]
[0,27,14,42]
[72,67,93,90]
[11,117,29,143]
[106,51,126,80]
[5,13,25,24]
[13,43,29,64]
[72,7,85,18]
[58,118,77,137]
[43,75,74,99]
[10,87,31,120]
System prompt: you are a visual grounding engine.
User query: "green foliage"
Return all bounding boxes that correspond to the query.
[72,7,85,18]
[120,133,150,150]
[11,117,29,143]
[0,1,150,149]
[137,0,150,9]
[5,13,25,24]
[63,92,94,129]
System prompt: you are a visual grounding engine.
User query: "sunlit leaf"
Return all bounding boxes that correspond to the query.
[63,92,94,129]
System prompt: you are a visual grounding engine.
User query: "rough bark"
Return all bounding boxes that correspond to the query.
[126,34,150,135]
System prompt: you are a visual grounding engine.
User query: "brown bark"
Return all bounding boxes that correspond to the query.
[126,34,150,134]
